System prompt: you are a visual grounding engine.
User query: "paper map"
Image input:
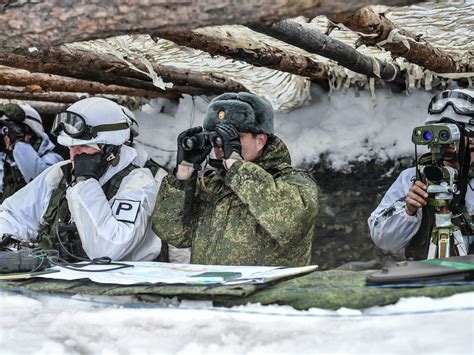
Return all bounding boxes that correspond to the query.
[36,262,318,285]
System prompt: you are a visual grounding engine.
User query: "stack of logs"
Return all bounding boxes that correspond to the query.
[0,0,470,110]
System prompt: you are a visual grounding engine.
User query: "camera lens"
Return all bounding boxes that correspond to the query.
[422,131,433,141]
[438,129,450,142]
[424,165,444,183]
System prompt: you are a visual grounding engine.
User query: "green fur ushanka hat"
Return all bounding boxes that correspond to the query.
[203,92,274,134]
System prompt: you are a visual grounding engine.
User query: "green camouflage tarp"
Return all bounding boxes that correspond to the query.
[1,270,473,310]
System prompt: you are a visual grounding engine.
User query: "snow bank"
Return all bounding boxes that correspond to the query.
[1,291,472,354]
[133,86,433,171]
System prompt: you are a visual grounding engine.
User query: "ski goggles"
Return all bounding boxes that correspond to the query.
[51,111,130,140]
[428,91,474,116]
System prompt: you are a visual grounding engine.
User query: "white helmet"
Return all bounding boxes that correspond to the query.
[425,88,474,126]
[121,105,139,139]
[54,97,131,147]
[18,104,44,137]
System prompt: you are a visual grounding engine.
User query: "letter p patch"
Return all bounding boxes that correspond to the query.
[112,199,141,223]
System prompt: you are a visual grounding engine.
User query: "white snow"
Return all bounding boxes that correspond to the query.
[134,86,433,171]
[1,86,473,353]
[1,290,473,354]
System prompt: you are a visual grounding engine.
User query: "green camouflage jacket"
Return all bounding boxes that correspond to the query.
[152,136,319,267]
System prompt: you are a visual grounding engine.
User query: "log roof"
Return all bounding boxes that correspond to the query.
[1,1,472,111]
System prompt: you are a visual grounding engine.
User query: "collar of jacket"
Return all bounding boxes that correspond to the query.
[212,135,292,177]
[253,135,292,175]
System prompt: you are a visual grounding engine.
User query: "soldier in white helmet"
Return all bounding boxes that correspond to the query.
[0,97,161,261]
[0,103,63,201]
[369,88,474,259]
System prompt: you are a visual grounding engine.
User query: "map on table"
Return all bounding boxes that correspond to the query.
[36,262,318,286]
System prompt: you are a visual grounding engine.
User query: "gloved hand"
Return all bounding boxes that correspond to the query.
[73,152,106,181]
[176,126,212,171]
[2,121,24,148]
[215,122,242,160]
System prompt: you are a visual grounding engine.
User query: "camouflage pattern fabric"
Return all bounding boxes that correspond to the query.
[1,159,27,203]
[0,139,42,203]
[153,136,319,267]
[2,270,473,310]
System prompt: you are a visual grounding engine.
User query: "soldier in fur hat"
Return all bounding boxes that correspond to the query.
[153,92,319,266]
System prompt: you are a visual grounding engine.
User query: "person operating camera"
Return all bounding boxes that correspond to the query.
[368,88,474,259]
[0,103,63,202]
[153,92,319,267]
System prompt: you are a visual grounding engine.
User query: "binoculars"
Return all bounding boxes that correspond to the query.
[182,132,224,151]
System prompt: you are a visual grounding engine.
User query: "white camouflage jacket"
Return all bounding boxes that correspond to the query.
[368,166,474,253]
[0,145,161,261]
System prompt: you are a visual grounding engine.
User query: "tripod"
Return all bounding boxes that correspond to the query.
[427,180,470,259]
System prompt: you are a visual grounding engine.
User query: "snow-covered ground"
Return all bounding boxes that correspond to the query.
[1,290,473,354]
[134,86,433,171]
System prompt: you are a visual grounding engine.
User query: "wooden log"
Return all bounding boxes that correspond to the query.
[250,20,404,84]
[0,47,245,95]
[0,0,424,51]
[0,66,179,99]
[155,29,327,80]
[0,88,88,104]
[0,86,147,106]
[329,7,469,73]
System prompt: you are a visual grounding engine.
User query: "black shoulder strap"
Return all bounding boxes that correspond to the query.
[102,163,139,200]
[144,158,169,176]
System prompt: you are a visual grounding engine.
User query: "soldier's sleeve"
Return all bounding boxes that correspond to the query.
[225,161,319,246]
[152,172,197,248]
[368,167,422,253]
[13,142,62,182]
[0,163,63,242]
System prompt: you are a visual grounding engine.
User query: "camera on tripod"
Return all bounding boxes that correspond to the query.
[411,123,470,258]
[412,123,460,195]
[181,132,223,151]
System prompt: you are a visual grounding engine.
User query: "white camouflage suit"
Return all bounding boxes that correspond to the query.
[0,144,160,261]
